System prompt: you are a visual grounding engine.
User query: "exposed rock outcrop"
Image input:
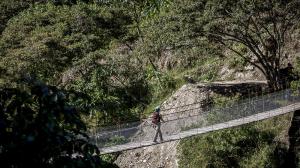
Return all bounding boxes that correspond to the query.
[115,81,267,168]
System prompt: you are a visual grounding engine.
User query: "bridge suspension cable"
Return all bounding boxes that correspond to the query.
[91,86,300,154]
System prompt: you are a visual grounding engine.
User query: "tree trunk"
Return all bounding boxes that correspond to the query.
[265,68,284,92]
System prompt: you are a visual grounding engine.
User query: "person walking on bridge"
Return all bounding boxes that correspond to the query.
[152,106,164,143]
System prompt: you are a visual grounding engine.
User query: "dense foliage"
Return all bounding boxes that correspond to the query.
[0,80,117,167]
[200,0,300,90]
[178,114,292,168]
[0,0,31,34]
[67,51,151,127]
[0,3,132,84]
[1,0,300,166]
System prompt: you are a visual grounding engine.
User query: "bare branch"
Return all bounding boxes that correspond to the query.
[249,16,267,50]
[218,41,267,76]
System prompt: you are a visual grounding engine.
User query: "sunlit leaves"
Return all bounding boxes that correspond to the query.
[0,3,132,84]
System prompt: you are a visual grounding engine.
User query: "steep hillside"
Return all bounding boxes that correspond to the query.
[115,83,211,167]
[178,113,292,167]
[1,0,300,167]
[115,81,269,168]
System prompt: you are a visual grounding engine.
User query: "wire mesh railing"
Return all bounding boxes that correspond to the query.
[90,88,300,153]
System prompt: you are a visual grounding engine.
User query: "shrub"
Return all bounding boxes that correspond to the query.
[0,80,114,167]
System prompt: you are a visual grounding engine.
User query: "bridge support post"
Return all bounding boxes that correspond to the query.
[237,104,239,120]
[139,123,142,147]
[263,95,267,118]
[282,91,284,114]
[293,88,295,112]
[210,109,214,132]
[226,104,229,129]
[197,113,200,135]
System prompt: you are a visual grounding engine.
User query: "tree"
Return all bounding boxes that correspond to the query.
[201,0,300,90]
[66,51,151,127]
[127,0,171,87]
[104,0,170,77]
[0,79,115,167]
[0,0,91,35]
[0,3,132,85]
[0,0,32,34]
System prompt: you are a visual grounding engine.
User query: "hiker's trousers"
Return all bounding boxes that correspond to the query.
[154,122,163,142]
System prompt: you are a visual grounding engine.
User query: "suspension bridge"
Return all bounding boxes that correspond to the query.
[90,86,300,154]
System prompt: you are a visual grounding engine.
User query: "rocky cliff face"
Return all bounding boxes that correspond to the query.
[115,81,267,168]
[115,83,210,168]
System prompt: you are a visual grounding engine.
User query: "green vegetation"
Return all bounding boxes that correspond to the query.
[0,3,132,84]
[200,0,300,91]
[1,0,300,167]
[0,0,31,34]
[212,93,241,107]
[0,80,117,167]
[105,135,128,147]
[178,114,292,168]
[0,0,225,127]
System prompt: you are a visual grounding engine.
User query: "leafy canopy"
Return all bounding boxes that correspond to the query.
[0,80,115,167]
[200,0,300,90]
[0,3,132,84]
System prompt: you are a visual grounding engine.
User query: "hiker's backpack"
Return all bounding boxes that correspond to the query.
[152,112,160,124]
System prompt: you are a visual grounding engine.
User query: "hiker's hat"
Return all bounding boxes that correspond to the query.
[155,106,161,113]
